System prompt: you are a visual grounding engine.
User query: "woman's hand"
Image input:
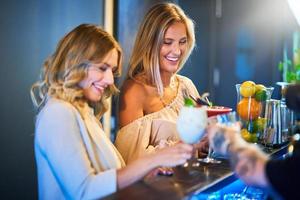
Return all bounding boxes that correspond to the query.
[117,143,192,189]
[153,142,193,167]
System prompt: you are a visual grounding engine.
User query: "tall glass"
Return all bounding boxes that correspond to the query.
[235,84,274,143]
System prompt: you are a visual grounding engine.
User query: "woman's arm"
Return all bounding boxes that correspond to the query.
[117,142,193,189]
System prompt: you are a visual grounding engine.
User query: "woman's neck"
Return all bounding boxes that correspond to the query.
[160,72,173,87]
[133,72,175,88]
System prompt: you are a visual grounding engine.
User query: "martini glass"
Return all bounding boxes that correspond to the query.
[198,110,235,164]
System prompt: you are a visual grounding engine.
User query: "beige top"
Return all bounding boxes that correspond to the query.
[35,98,125,199]
[115,75,200,164]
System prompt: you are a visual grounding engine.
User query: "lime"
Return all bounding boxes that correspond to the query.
[240,81,256,97]
[255,89,267,101]
[241,128,258,143]
[184,98,195,107]
[253,117,267,132]
[249,133,258,143]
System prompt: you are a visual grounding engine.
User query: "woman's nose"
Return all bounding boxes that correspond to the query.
[173,43,181,55]
[104,70,114,85]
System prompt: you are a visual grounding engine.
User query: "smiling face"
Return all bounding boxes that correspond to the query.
[79,48,118,102]
[159,22,187,76]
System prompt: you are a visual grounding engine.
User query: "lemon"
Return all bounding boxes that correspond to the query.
[255,84,266,92]
[255,89,267,101]
[240,81,256,97]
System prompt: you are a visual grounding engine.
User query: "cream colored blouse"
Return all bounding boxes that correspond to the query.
[35,98,125,199]
[115,75,200,164]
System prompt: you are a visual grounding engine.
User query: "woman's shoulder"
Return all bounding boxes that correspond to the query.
[176,74,194,84]
[121,78,148,100]
[37,98,78,123]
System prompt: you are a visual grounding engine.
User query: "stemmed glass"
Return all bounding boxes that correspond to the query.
[198,111,237,164]
[177,106,208,167]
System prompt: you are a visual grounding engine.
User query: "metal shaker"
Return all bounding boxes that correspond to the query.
[263,99,285,146]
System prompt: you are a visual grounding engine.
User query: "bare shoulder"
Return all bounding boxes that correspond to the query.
[120,79,147,102]
[118,79,147,128]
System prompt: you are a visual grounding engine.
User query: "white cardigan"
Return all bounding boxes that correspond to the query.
[35,98,125,200]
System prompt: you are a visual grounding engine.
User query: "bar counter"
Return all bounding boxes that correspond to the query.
[104,145,288,200]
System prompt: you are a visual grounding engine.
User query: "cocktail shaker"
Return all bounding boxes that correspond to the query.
[263,99,287,146]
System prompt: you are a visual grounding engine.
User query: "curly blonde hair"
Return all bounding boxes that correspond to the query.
[31,24,122,118]
[128,2,195,96]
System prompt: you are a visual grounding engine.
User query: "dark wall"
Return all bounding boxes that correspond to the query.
[0,0,103,199]
[112,0,178,136]
[116,0,178,85]
[179,0,299,109]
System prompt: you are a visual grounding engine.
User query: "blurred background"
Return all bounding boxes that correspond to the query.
[0,0,299,199]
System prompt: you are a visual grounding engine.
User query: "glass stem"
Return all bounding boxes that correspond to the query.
[207,147,213,159]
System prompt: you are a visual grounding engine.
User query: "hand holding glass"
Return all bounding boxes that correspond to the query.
[199,111,236,164]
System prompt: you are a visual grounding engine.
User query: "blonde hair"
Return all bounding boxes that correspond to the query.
[128,3,195,96]
[31,24,122,118]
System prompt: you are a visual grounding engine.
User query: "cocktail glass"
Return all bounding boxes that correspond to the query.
[177,106,208,167]
[198,111,235,164]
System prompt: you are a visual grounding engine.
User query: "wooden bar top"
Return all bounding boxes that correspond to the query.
[104,145,287,200]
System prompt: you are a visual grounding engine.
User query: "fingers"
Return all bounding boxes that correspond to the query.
[173,142,193,153]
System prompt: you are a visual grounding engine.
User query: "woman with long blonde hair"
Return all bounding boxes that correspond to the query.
[116,3,207,164]
[31,24,193,199]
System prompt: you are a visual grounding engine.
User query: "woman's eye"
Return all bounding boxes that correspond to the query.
[163,41,172,45]
[99,67,107,72]
[179,40,187,45]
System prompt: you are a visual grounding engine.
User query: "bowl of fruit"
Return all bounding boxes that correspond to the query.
[236,81,274,143]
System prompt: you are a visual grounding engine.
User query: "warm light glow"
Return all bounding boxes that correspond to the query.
[287,0,300,25]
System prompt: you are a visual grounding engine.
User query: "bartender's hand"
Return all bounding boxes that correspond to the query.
[194,135,209,157]
[206,123,247,156]
[206,123,270,188]
[233,144,269,187]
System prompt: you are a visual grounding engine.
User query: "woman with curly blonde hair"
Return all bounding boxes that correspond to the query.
[116,3,207,164]
[31,24,193,199]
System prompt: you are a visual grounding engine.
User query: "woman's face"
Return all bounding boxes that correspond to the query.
[159,22,187,75]
[79,48,118,102]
